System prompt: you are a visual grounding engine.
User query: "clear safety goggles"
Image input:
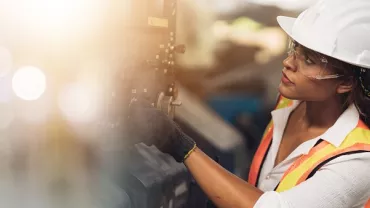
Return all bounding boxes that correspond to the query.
[287,39,343,80]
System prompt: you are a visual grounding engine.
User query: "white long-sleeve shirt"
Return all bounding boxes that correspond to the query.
[253,100,370,208]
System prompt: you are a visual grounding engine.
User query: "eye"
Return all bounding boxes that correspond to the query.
[302,52,317,65]
[304,56,315,65]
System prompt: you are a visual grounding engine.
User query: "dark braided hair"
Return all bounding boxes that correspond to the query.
[324,57,370,127]
[352,68,370,126]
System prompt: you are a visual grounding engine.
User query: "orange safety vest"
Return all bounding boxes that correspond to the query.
[248,95,370,207]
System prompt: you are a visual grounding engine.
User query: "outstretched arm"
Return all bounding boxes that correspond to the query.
[184,147,263,208]
[186,147,370,208]
[129,101,370,208]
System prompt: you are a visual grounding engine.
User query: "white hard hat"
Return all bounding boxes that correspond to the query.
[277,0,370,69]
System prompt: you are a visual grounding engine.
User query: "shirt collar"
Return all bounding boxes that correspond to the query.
[320,103,359,147]
[271,100,359,148]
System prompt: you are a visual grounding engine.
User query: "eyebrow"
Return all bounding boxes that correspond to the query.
[300,45,322,62]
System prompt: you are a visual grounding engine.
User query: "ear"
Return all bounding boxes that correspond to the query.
[336,79,353,94]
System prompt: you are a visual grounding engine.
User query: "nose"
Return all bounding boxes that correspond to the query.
[283,54,298,72]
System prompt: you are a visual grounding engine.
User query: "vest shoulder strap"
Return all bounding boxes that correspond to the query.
[275,121,370,192]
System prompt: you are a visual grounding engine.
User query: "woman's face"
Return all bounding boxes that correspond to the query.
[278,43,343,101]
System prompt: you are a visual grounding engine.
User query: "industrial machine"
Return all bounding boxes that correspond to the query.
[92,1,192,208]
[0,1,248,207]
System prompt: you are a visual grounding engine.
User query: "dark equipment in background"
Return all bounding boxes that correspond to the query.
[0,0,250,207]
[111,1,249,207]
[103,1,192,208]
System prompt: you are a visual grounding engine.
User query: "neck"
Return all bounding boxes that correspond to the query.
[302,97,344,128]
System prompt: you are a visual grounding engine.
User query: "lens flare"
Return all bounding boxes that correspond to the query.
[12,66,46,101]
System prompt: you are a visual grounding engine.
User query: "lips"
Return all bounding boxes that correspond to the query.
[281,72,294,84]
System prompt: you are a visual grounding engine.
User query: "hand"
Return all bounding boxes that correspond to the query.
[127,98,196,162]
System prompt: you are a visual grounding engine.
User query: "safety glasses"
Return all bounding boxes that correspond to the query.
[287,39,343,80]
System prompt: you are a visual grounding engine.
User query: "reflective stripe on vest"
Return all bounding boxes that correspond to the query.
[248,95,370,207]
[248,95,293,186]
[275,120,370,192]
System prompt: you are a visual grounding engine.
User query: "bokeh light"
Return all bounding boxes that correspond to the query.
[58,82,96,123]
[12,66,46,101]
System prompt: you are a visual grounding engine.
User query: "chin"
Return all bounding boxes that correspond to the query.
[278,82,299,100]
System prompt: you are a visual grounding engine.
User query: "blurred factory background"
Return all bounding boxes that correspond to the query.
[0,0,317,207]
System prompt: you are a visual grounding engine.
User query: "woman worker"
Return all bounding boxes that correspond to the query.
[129,0,370,207]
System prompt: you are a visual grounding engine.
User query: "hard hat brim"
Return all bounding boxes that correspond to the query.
[277,16,296,39]
[277,16,370,69]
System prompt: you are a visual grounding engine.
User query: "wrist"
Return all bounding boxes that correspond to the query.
[165,131,196,163]
[183,144,197,161]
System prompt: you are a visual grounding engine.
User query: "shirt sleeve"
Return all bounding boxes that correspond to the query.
[253,153,370,208]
